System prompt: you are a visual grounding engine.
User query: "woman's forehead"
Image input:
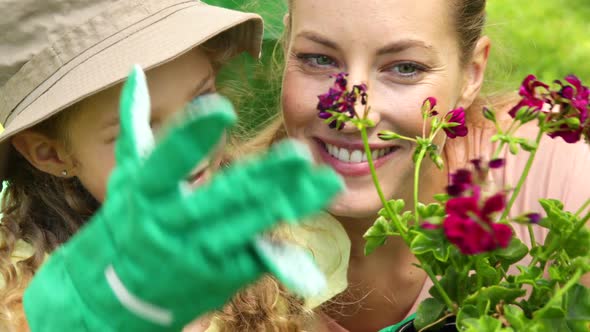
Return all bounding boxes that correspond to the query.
[290,0,455,45]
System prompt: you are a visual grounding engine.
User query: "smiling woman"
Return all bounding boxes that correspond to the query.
[212,0,590,331]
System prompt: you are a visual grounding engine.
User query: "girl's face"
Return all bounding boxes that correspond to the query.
[282,0,487,219]
[66,48,219,202]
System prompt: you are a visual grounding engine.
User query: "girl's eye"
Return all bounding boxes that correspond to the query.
[296,53,338,69]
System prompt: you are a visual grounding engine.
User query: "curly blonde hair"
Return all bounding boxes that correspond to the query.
[0,30,247,330]
[0,106,99,329]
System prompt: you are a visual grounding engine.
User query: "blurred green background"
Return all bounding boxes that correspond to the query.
[205,0,590,135]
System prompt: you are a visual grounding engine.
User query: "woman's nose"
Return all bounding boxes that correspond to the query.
[338,76,381,133]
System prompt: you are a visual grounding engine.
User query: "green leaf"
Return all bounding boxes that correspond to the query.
[494,238,529,267]
[539,199,573,236]
[433,193,450,204]
[463,285,526,311]
[565,284,590,322]
[462,316,512,332]
[417,202,446,220]
[457,304,479,321]
[414,298,446,331]
[503,304,529,331]
[410,230,451,262]
[363,216,396,255]
[475,258,502,286]
[563,226,590,258]
[515,266,544,285]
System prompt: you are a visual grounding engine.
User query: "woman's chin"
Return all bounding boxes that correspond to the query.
[327,199,384,221]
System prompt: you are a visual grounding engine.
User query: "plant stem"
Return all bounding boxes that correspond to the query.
[575,198,590,217]
[500,128,544,221]
[361,127,408,240]
[540,270,582,313]
[414,147,428,225]
[527,224,537,249]
[423,266,456,314]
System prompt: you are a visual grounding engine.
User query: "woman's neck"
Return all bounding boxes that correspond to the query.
[326,163,449,331]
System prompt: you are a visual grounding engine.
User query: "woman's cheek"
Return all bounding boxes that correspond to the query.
[282,74,318,136]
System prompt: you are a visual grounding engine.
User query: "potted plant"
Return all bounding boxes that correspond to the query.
[316,73,590,331]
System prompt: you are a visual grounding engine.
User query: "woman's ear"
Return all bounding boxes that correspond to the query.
[11,131,76,177]
[458,36,491,108]
[283,13,290,28]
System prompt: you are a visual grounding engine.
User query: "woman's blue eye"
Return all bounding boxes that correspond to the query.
[393,63,422,76]
[297,54,337,68]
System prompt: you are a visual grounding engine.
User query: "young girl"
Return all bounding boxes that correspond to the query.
[212,0,590,331]
[0,1,342,331]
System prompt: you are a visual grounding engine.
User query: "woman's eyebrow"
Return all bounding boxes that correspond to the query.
[295,30,340,51]
[376,39,434,56]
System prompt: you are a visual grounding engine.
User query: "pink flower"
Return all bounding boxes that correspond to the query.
[547,75,590,143]
[443,107,468,138]
[421,97,439,117]
[509,74,550,118]
[443,193,512,255]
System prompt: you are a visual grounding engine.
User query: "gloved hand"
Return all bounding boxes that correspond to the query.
[23,65,343,331]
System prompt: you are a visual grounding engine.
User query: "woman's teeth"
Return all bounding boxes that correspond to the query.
[324,143,394,163]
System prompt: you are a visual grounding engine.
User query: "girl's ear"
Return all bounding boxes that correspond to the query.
[458,36,491,108]
[11,131,77,177]
[283,14,290,28]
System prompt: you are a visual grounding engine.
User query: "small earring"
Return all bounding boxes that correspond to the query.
[61,170,68,177]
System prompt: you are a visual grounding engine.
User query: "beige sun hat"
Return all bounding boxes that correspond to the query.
[0,0,263,182]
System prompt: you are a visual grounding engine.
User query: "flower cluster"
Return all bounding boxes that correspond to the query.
[317,73,367,129]
[442,160,512,255]
[509,74,590,143]
[316,72,590,331]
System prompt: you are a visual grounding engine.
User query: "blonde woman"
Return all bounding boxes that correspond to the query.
[0,1,342,330]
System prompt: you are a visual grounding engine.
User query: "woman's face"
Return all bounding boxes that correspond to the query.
[282,0,485,219]
[66,48,219,202]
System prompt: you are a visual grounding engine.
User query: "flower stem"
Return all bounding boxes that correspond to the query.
[527,224,537,249]
[361,127,408,240]
[414,147,428,225]
[575,198,590,217]
[500,128,544,221]
[423,265,456,313]
[539,270,582,313]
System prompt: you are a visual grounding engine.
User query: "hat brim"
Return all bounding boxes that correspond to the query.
[0,2,262,182]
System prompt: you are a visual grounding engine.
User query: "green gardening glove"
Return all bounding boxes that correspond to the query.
[23,65,343,331]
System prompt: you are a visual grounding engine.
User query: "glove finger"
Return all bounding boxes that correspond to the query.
[138,94,236,194]
[116,65,155,164]
[198,165,343,253]
[170,139,320,229]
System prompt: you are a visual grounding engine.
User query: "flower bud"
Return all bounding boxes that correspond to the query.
[483,107,496,122]
[378,130,402,141]
[566,117,581,129]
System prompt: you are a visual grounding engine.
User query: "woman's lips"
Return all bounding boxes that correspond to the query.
[315,138,400,176]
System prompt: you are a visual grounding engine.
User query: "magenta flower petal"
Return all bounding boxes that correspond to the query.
[481,193,506,217]
[444,107,468,138]
[526,213,541,224]
[492,223,513,249]
[488,158,505,169]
